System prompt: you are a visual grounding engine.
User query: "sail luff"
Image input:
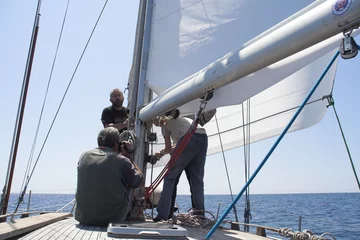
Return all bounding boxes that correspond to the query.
[139,0,360,122]
[127,0,147,121]
[134,0,153,174]
[130,0,154,218]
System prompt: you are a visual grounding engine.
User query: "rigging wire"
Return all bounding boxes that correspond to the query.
[241,101,248,230]
[20,0,71,195]
[245,99,252,230]
[205,50,341,240]
[150,126,155,218]
[247,99,251,185]
[324,95,360,190]
[241,102,248,189]
[0,0,43,218]
[214,114,239,223]
[241,99,251,231]
[142,98,324,165]
[24,0,109,192]
[208,98,323,138]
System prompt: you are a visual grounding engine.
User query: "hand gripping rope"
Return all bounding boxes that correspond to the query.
[143,92,213,200]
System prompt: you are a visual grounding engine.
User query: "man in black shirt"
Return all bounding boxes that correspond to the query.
[101,88,130,134]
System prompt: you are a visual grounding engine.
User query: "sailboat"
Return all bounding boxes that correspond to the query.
[0,0,359,239]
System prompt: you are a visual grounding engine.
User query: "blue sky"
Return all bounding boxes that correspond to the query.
[0,0,359,196]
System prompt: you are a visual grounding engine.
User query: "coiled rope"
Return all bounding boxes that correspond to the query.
[119,130,138,152]
[143,207,337,239]
[171,209,217,228]
[278,228,336,240]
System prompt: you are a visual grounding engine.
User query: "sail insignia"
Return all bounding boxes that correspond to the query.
[332,0,352,16]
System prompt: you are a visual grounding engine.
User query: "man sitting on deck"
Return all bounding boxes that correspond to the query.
[75,127,143,226]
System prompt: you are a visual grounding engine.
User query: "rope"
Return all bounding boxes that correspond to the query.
[324,95,360,190]
[144,122,198,199]
[205,50,341,239]
[320,232,336,240]
[172,209,217,228]
[144,125,196,199]
[144,92,211,199]
[55,199,76,212]
[278,228,336,240]
[12,203,73,212]
[8,198,76,221]
[214,114,239,223]
[143,208,222,229]
[146,208,338,240]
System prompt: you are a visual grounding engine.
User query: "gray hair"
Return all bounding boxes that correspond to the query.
[97,127,120,148]
[110,88,123,97]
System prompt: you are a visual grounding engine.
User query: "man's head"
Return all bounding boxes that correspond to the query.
[152,116,168,127]
[97,127,120,150]
[109,88,124,108]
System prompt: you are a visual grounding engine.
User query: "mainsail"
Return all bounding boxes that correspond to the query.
[142,0,359,167]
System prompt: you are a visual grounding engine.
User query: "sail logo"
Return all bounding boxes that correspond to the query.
[332,0,352,15]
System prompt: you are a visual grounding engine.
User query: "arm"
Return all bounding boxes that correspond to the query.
[101,108,128,130]
[107,120,128,130]
[120,141,134,160]
[154,126,173,158]
[120,156,143,189]
[161,135,172,155]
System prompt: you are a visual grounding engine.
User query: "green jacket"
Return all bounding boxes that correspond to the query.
[75,147,143,226]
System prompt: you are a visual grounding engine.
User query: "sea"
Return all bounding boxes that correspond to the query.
[6,192,360,239]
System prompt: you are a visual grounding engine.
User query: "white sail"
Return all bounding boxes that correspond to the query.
[145,0,358,167]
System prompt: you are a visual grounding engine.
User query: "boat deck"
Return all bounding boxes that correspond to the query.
[0,213,273,240]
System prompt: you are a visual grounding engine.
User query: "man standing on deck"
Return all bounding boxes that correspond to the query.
[101,88,131,133]
[152,116,208,221]
[75,127,143,226]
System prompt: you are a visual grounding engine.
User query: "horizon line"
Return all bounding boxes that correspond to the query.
[8,191,359,195]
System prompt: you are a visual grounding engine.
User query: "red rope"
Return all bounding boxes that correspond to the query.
[145,124,195,195]
[144,129,193,199]
[144,121,199,199]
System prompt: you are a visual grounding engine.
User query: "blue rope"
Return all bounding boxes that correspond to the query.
[205,50,340,239]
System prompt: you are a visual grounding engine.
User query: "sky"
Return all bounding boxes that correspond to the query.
[0,0,359,197]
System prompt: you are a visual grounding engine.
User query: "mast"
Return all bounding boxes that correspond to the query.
[134,0,153,176]
[0,0,42,221]
[127,0,147,123]
[128,0,153,219]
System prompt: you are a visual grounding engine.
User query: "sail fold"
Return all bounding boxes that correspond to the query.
[144,0,359,167]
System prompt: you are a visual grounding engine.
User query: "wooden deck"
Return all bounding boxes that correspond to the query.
[0,214,274,240]
[0,213,72,240]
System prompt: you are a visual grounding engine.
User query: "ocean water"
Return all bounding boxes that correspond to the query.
[6,192,360,239]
